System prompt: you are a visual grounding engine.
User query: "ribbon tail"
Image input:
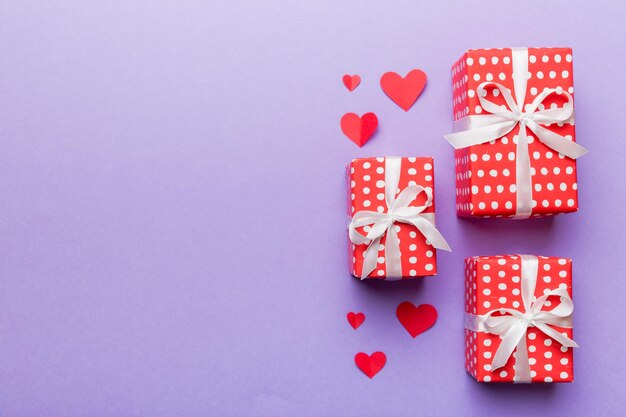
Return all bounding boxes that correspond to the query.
[491,321,528,371]
[360,236,381,280]
[529,122,588,159]
[404,217,452,252]
[534,322,579,348]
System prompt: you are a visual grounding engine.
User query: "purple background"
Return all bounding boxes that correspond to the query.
[1,1,625,416]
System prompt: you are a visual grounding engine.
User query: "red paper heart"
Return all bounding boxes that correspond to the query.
[396,302,437,338]
[346,312,365,330]
[342,74,361,91]
[354,352,386,379]
[380,69,427,111]
[340,112,378,147]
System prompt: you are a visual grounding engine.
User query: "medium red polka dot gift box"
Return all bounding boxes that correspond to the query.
[445,48,588,219]
[347,157,451,280]
[464,255,578,383]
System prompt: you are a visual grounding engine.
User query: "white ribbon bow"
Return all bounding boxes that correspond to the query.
[465,255,579,382]
[445,48,588,218]
[349,157,451,279]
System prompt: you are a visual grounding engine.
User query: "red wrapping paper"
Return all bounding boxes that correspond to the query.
[451,48,580,218]
[347,157,438,279]
[464,255,574,383]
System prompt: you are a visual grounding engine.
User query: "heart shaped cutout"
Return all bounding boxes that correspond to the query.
[354,351,386,379]
[340,112,378,147]
[380,69,427,111]
[396,302,437,338]
[342,74,361,91]
[346,312,365,330]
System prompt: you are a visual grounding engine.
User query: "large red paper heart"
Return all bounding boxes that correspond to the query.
[380,69,427,111]
[396,302,437,338]
[340,112,378,147]
[354,352,386,379]
[342,74,361,91]
[346,312,365,330]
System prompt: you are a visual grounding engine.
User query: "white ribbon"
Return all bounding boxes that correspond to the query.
[464,255,579,382]
[349,157,451,280]
[445,48,588,218]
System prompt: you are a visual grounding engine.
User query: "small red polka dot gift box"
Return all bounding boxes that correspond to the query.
[445,48,588,219]
[347,157,451,280]
[464,255,578,383]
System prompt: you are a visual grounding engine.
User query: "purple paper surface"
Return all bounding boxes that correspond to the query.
[0,1,625,416]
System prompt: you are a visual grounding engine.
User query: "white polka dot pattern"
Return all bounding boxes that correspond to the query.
[451,48,580,218]
[464,255,574,382]
[348,157,438,279]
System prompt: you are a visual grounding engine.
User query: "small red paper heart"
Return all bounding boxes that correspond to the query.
[340,112,378,147]
[380,69,427,111]
[354,352,386,379]
[396,302,437,338]
[342,74,361,91]
[346,312,365,330]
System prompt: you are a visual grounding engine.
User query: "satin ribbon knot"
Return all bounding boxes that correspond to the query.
[522,312,535,327]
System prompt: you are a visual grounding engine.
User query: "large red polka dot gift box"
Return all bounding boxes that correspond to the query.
[445,48,588,219]
[464,255,578,383]
[347,157,451,280]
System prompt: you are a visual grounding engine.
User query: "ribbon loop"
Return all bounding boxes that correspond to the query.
[348,158,451,279]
